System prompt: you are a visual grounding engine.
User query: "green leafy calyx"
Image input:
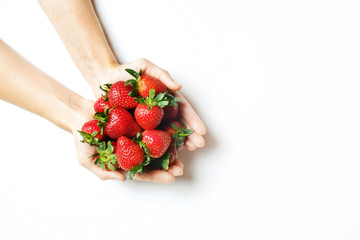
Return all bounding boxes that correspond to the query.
[93,106,110,135]
[99,83,112,102]
[124,68,143,99]
[148,153,170,171]
[172,123,194,149]
[136,88,181,109]
[90,141,118,171]
[78,130,100,146]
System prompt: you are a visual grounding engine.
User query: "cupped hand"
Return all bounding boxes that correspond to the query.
[71,98,184,183]
[100,58,207,151]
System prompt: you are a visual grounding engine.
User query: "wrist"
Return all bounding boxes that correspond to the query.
[86,59,120,98]
[48,91,94,134]
[67,97,94,134]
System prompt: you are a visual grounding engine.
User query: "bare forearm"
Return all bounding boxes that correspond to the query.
[0,40,88,132]
[38,0,117,92]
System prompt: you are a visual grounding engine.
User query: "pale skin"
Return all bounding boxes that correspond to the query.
[25,0,206,182]
[37,0,206,145]
[0,40,185,183]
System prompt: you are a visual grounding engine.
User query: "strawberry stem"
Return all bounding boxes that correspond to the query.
[172,123,194,149]
[93,106,110,135]
[99,83,112,102]
[77,130,100,146]
[125,68,142,81]
[91,141,118,171]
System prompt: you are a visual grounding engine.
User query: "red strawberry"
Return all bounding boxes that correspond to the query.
[164,121,193,149]
[125,69,167,98]
[90,141,118,171]
[166,143,178,165]
[165,121,182,136]
[108,81,138,109]
[135,104,164,130]
[104,107,141,139]
[94,97,109,113]
[133,88,173,130]
[116,136,145,171]
[78,119,105,145]
[163,105,179,121]
[142,130,171,158]
[138,75,167,98]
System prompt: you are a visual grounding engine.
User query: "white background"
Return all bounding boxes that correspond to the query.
[1,0,360,239]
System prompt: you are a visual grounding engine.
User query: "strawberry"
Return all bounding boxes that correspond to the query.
[78,119,105,145]
[163,105,179,121]
[94,96,109,113]
[135,104,164,130]
[95,107,141,139]
[165,121,182,136]
[138,75,167,99]
[125,68,167,98]
[90,141,118,171]
[164,121,193,149]
[166,143,178,165]
[141,130,171,158]
[105,81,138,109]
[134,88,172,130]
[117,136,147,179]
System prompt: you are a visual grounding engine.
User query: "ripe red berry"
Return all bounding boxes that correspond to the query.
[163,105,179,121]
[125,69,167,98]
[163,121,193,149]
[105,107,141,139]
[108,81,138,109]
[166,143,178,165]
[134,104,164,130]
[78,119,105,145]
[138,74,167,98]
[116,136,145,170]
[142,130,172,158]
[94,97,109,113]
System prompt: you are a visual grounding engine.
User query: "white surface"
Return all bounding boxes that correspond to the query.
[1,0,360,239]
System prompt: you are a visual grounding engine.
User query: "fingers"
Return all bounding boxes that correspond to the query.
[75,132,186,183]
[186,132,205,148]
[172,159,184,169]
[184,140,197,151]
[173,91,206,151]
[88,166,126,181]
[175,92,207,136]
[133,169,175,183]
[167,159,184,176]
[132,158,184,183]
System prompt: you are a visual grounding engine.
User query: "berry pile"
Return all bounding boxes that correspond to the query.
[78,69,193,179]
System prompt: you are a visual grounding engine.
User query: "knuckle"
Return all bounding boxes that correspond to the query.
[78,160,86,167]
[163,69,170,76]
[98,175,107,181]
[139,58,148,64]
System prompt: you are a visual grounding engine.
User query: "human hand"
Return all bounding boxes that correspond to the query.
[98,58,207,151]
[71,98,184,183]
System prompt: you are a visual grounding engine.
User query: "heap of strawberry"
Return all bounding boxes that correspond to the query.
[78,69,193,179]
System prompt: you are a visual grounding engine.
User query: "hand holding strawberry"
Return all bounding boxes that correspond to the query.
[72,99,184,183]
[73,106,184,183]
[76,67,198,182]
[76,60,206,182]
[97,59,206,151]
